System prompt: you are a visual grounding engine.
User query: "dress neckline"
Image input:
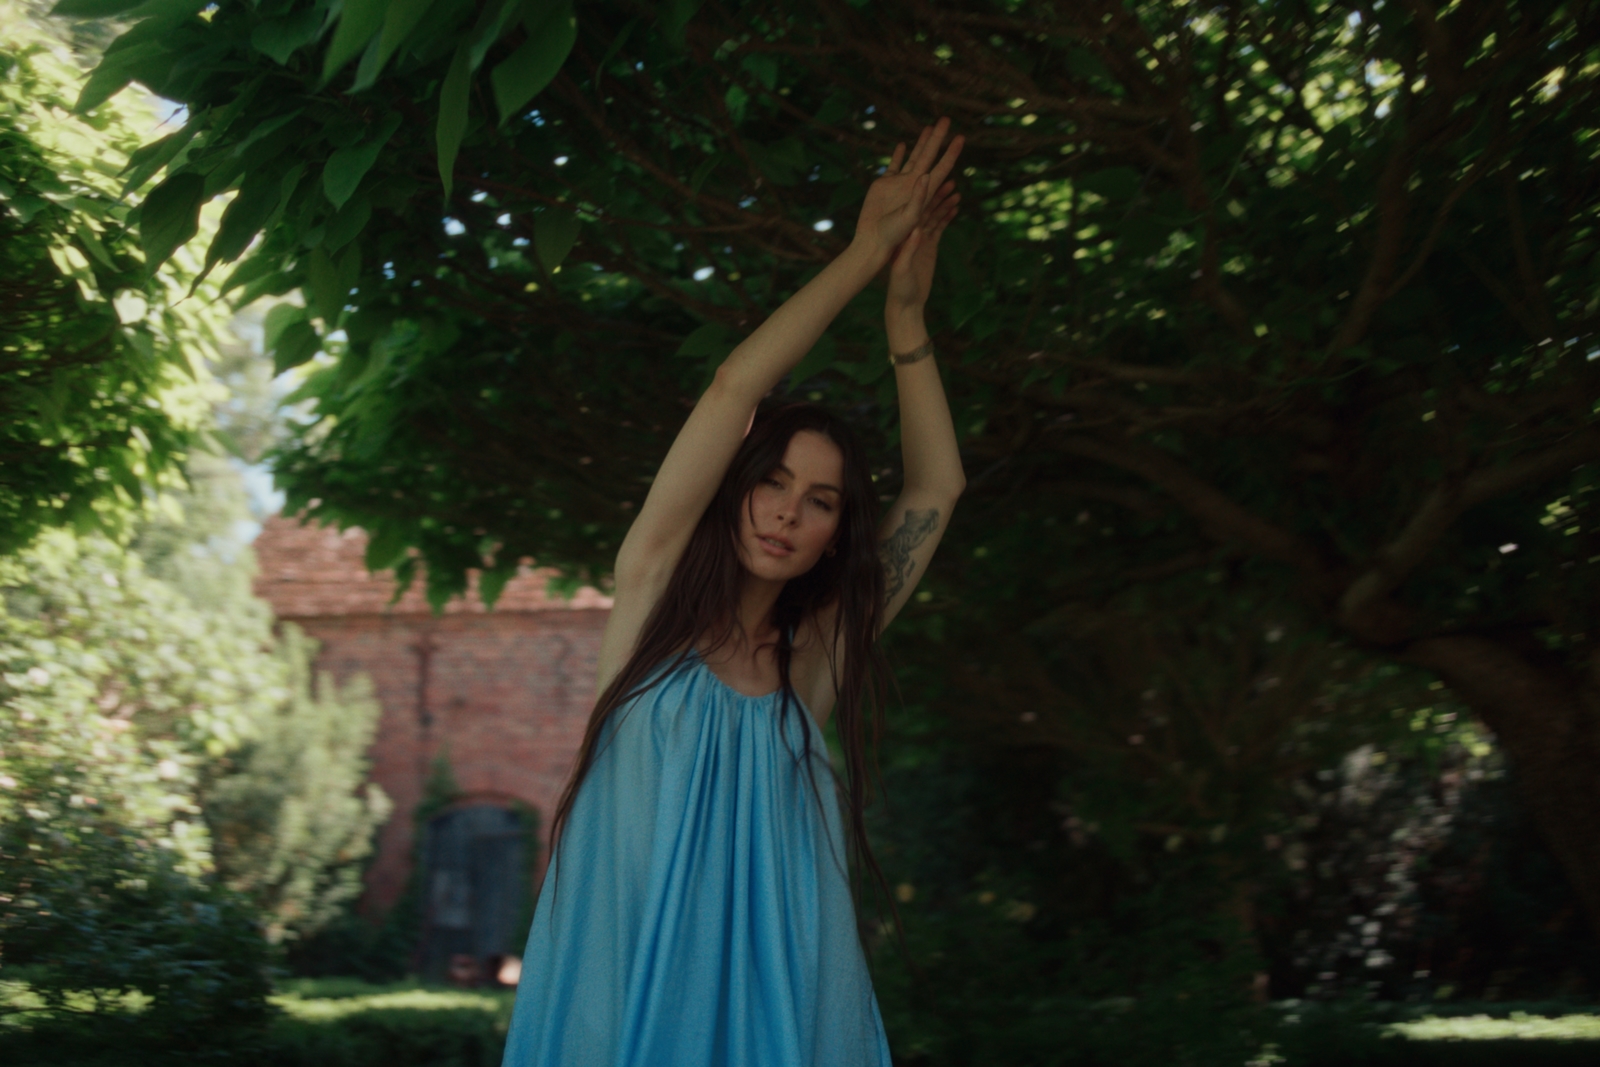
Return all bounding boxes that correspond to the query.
[688,647,782,701]
[685,649,820,727]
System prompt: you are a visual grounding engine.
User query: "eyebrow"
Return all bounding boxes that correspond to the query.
[773,463,842,495]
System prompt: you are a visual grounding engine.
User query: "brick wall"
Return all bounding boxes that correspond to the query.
[253,515,610,915]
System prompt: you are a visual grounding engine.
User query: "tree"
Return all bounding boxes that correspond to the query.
[58,0,1600,933]
[123,332,393,948]
[0,2,224,556]
[204,625,392,946]
[1,401,390,1031]
[0,531,275,1041]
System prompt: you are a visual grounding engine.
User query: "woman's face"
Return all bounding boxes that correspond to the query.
[738,430,845,583]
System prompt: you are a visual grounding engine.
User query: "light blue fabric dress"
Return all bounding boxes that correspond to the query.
[501,651,893,1067]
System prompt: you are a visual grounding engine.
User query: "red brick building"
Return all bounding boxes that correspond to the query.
[252,515,610,968]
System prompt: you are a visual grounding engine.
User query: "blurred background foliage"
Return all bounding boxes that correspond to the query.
[2,0,1599,1063]
[0,0,224,557]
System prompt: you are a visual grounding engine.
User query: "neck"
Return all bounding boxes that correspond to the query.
[734,572,785,647]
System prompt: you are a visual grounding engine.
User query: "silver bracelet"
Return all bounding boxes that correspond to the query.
[888,339,934,366]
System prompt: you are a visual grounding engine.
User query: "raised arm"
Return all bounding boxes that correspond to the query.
[597,122,964,686]
[876,142,967,632]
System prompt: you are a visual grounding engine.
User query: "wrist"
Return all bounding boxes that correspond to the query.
[883,323,934,356]
[844,234,892,275]
[885,300,927,325]
[885,304,928,343]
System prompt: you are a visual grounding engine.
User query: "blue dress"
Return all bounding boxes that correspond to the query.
[501,651,893,1067]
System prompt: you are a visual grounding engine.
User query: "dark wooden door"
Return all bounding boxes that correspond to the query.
[420,804,528,980]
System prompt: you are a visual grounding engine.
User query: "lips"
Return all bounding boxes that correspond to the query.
[756,533,794,556]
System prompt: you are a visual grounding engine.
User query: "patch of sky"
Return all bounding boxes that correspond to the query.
[555,156,569,166]
[382,261,396,280]
[471,191,488,202]
[693,266,715,281]
[813,219,833,232]
[496,213,511,226]
[443,218,466,236]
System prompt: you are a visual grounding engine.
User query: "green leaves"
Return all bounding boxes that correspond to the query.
[660,0,706,47]
[205,172,279,270]
[436,45,472,199]
[745,137,807,186]
[535,207,579,274]
[363,524,411,571]
[251,10,322,65]
[74,40,167,113]
[322,0,388,81]
[370,0,439,83]
[322,112,402,210]
[1076,166,1142,202]
[137,171,205,271]
[49,0,145,17]
[265,304,320,376]
[491,0,578,124]
[305,244,360,324]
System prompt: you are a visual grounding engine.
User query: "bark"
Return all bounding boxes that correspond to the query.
[1404,634,1600,936]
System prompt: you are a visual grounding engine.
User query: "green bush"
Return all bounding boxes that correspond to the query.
[259,982,511,1067]
[0,534,275,1048]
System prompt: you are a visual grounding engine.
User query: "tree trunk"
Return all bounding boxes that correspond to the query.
[1404,634,1600,936]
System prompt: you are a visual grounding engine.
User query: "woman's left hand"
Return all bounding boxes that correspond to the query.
[886,185,960,314]
[852,118,964,262]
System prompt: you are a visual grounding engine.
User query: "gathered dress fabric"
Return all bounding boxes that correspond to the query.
[500,652,893,1067]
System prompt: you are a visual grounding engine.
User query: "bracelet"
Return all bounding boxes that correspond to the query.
[888,339,934,366]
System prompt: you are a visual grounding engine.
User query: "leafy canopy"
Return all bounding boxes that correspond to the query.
[0,4,225,555]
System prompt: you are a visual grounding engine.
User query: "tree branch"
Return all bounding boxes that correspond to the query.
[1056,433,1327,575]
[1339,428,1600,625]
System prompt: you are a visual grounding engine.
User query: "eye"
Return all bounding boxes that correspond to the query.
[809,497,834,512]
[762,477,783,488]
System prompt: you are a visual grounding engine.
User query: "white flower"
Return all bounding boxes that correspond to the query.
[26,666,50,686]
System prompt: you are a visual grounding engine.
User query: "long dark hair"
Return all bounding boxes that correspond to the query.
[546,402,893,912]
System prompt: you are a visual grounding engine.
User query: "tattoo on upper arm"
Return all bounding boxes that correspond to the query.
[879,508,940,606]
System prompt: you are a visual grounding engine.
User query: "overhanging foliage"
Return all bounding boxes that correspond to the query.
[0,7,223,554]
[54,0,1600,929]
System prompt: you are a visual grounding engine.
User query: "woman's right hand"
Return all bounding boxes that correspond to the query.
[886,185,960,315]
[852,118,964,262]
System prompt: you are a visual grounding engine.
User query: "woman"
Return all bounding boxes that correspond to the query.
[502,119,966,1066]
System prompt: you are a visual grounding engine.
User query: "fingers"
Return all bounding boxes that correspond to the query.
[891,225,923,270]
[904,121,938,174]
[927,133,965,190]
[920,183,960,226]
[928,198,959,241]
[888,142,907,175]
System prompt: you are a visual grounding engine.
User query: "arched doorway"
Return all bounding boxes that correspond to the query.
[420,803,531,982]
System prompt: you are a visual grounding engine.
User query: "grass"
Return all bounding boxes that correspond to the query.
[4,978,1599,1065]
[1267,1001,1600,1066]
[1388,1011,1600,1041]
